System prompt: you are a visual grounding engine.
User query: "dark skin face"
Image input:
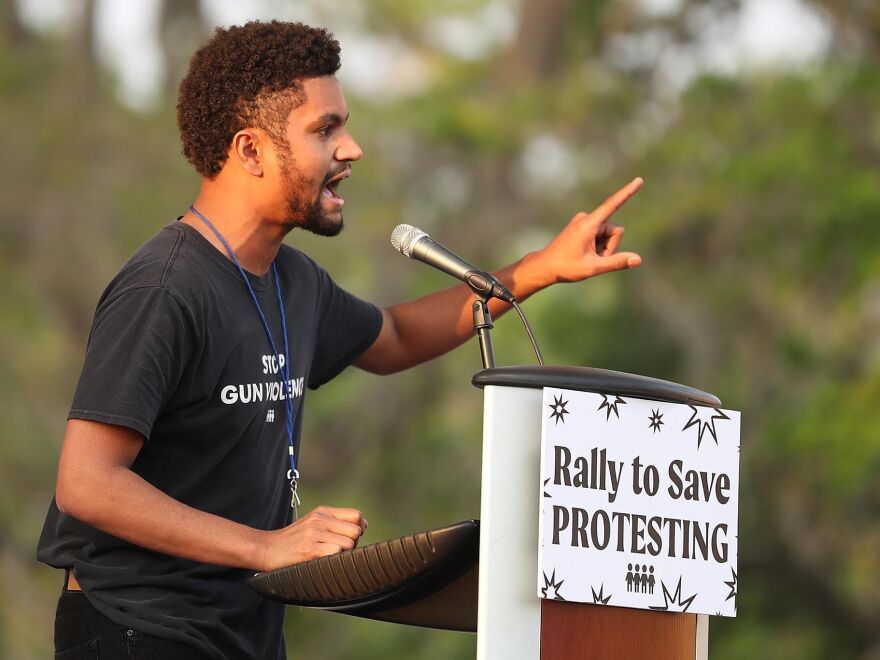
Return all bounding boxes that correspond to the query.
[273,76,362,236]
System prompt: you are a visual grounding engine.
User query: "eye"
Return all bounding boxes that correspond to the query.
[316,125,333,138]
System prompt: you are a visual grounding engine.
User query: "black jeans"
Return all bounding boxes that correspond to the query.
[54,589,209,659]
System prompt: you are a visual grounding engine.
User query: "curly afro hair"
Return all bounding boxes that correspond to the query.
[177,21,341,179]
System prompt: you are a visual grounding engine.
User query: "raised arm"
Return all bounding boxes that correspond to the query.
[356,177,644,374]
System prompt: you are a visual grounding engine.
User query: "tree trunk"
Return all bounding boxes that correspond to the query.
[505,0,575,84]
[66,0,98,100]
[1,0,33,50]
[159,0,208,95]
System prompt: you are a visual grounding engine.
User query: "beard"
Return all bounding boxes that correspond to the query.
[278,147,344,237]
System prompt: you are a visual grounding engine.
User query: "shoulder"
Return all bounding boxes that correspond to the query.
[105,224,188,292]
[111,221,246,291]
[96,223,214,316]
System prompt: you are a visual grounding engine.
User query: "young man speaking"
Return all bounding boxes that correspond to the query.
[38,21,643,659]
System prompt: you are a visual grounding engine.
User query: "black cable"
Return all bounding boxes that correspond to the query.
[511,300,544,365]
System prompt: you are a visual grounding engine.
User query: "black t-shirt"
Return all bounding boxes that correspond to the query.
[37,221,383,659]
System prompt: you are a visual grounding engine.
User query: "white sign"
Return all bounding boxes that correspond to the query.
[538,388,740,617]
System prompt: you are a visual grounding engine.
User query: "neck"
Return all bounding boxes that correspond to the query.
[182,182,287,276]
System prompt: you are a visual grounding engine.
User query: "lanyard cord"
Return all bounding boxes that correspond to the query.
[188,207,297,485]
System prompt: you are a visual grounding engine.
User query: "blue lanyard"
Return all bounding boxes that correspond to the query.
[189,206,300,512]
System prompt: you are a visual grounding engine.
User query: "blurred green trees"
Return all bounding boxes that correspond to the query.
[2,1,879,658]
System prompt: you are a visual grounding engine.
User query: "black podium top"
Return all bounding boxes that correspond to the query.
[472,365,721,407]
[249,520,479,632]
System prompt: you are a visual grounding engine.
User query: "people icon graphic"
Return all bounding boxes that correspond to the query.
[625,562,656,595]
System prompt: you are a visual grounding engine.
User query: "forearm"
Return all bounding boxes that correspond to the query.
[56,419,368,573]
[58,464,263,570]
[364,250,552,374]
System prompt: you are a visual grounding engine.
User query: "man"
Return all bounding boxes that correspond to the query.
[38,21,642,660]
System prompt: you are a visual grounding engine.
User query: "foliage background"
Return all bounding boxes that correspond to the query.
[1,0,879,658]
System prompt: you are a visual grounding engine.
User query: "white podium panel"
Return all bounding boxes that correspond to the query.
[477,385,543,660]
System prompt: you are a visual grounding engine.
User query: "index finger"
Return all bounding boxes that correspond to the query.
[316,506,366,525]
[322,517,367,541]
[590,177,643,220]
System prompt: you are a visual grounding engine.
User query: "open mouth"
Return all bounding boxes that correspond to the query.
[322,169,349,206]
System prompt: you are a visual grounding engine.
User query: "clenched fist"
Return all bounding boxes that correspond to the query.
[254,505,368,572]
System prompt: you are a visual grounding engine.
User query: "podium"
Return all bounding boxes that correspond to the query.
[472,366,719,660]
[250,365,723,659]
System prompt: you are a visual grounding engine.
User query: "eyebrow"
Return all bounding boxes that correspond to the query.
[309,112,349,128]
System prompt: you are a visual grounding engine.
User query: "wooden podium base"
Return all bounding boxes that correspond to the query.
[541,601,706,660]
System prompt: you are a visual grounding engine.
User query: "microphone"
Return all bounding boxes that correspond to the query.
[390,224,516,304]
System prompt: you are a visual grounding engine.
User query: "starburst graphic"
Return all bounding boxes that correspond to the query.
[548,394,570,425]
[649,576,697,613]
[543,477,552,498]
[682,405,730,448]
[724,567,737,606]
[597,394,626,421]
[541,569,565,600]
[591,583,612,605]
[648,408,664,433]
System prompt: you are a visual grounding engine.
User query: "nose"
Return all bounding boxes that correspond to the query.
[335,131,363,163]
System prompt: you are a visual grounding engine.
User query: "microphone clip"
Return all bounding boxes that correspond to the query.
[464,270,516,304]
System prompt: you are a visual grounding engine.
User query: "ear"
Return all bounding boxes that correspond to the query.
[229,129,264,177]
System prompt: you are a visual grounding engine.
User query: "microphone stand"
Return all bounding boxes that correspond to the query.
[472,294,496,369]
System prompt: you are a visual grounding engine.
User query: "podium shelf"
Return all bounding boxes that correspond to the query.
[249,520,479,632]
[472,365,721,407]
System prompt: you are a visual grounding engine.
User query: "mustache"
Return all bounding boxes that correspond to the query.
[322,165,351,186]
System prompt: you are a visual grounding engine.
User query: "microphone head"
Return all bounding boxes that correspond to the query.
[390,224,429,258]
